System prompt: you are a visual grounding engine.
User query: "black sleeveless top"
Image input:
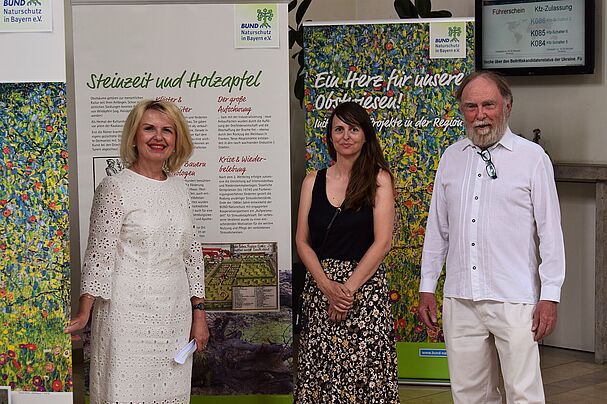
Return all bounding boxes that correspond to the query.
[308,168,374,261]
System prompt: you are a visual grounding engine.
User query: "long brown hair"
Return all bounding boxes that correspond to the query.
[326,102,393,210]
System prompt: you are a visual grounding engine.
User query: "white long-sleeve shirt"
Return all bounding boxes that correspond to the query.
[420,128,565,303]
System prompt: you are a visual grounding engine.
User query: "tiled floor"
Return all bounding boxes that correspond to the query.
[398,345,607,403]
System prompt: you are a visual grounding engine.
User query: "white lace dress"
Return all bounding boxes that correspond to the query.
[81,169,204,404]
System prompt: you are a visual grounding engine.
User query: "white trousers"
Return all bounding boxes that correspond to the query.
[443,297,545,404]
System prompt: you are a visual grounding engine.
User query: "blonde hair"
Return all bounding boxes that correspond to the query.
[120,100,193,173]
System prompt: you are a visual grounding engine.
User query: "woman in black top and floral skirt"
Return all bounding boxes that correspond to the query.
[294,102,399,403]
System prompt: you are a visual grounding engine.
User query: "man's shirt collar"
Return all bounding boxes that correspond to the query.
[461,127,515,152]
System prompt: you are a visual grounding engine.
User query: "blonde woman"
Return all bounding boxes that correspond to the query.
[65,100,208,403]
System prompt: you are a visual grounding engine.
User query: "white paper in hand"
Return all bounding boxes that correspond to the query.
[174,339,197,364]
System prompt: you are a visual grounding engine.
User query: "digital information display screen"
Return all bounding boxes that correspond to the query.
[480,0,586,69]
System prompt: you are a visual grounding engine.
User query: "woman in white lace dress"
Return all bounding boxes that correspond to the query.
[65,100,208,403]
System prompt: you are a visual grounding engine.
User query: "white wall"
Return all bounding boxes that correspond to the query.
[549,183,595,351]
[508,3,606,163]
[289,0,601,351]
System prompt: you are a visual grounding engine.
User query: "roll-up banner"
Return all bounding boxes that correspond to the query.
[304,18,475,381]
[0,0,72,403]
[72,2,292,402]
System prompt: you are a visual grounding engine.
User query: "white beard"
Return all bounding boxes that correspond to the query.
[465,108,509,148]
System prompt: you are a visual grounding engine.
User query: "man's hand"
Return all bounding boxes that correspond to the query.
[532,300,558,341]
[418,292,438,331]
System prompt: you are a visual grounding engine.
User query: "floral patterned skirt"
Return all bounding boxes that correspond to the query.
[294,259,399,404]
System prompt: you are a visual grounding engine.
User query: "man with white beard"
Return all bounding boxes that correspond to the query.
[417,71,565,404]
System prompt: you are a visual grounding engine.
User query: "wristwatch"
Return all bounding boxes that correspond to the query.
[192,302,205,311]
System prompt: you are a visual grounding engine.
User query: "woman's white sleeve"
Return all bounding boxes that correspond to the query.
[81,177,124,300]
